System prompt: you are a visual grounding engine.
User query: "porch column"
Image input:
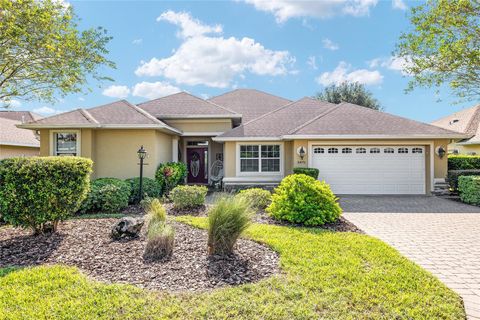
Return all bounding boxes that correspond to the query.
[172,137,179,162]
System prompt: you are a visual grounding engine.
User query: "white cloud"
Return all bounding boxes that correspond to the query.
[102,85,130,99]
[242,0,378,23]
[322,38,339,51]
[78,97,85,101]
[200,93,210,99]
[307,56,318,70]
[316,61,383,86]
[132,38,143,45]
[392,0,407,10]
[132,81,181,100]
[33,106,59,115]
[136,11,295,88]
[368,56,413,75]
[157,10,222,39]
[10,99,22,108]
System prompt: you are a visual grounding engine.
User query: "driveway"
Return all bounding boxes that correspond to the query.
[342,196,480,320]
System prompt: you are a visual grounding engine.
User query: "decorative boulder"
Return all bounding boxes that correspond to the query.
[111,217,144,240]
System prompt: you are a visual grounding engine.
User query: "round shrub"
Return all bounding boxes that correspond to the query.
[236,188,271,210]
[293,167,319,179]
[267,174,342,226]
[125,177,161,204]
[0,157,92,234]
[80,178,131,213]
[170,185,208,209]
[155,162,187,194]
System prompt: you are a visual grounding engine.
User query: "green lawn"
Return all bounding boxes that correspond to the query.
[0,217,465,319]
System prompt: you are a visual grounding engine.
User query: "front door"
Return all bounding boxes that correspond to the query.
[186,147,208,184]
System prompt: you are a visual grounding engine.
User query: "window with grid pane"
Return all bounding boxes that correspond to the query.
[261,145,280,172]
[240,145,259,172]
[54,133,78,156]
[239,144,280,173]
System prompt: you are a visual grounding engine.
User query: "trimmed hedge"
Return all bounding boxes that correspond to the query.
[458,176,480,205]
[170,185,208,209]
[80,178,131,213]
[447,169,480,191]
[293,167,319,179]
[448,155,480,170]
[155,162,187,194]
[0,157,92,234]
[267,174,342,226]
[125,177,161,204]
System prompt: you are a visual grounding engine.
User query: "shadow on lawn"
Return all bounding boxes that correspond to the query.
[0,231,64,268]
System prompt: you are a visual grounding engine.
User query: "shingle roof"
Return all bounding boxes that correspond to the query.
[216,98,465,140]
[431,105,480,144]
[0,117,40,147]
[18,100,181,133]
[0,111,42,122]
[138,92,240,119]
[208,89,291,122]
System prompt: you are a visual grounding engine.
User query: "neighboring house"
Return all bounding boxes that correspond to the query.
[0,111,42,159]
[19,89,465,195]
[431,105,480,155]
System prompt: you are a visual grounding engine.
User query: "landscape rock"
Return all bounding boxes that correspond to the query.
[111,217,144,240]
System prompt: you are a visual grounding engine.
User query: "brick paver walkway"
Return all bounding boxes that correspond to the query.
[342,196,480,320]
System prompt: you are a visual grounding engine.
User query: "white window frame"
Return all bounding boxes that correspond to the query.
[236,142,284,177]
[50,130,81,156]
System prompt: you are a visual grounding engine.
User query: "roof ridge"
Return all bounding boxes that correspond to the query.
[430,104,480,124]
[239,98,299,127]
[208,88,292,102]
[123,100,165,125]
[341,102,467,136]
[287,103,341,134]
[137,91,187,106]
[79,108,99,124]
[463,105,480,135]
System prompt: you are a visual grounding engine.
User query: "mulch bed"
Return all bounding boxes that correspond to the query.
[0,219,279,292]
[253,210,362,233]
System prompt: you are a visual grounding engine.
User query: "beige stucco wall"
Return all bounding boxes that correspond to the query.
[38,128,175,179]
[449,143,480,155]
[223,138,450,193]
[0,145,39,159]
[164,119,232,133]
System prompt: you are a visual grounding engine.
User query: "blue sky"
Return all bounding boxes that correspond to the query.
[17,0,474,123]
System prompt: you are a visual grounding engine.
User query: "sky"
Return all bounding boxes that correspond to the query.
[14,0,475,123]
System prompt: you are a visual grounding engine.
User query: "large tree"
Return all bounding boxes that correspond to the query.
[395,0,480,102]
[315,82,383,110]
[0,0,115,107]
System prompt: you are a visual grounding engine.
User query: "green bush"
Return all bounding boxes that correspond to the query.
[448,155,480,170]
[155,162,187,194]
[267,174,342,226]
[293,167,320,179]
[0,157,92,234]
[447,169,480,191]
[170,185,208,209]
[458,176,480,205]
[125,177,161,204]
[236,188,271,209]
[207,195,253,255]
[80,178,131,213]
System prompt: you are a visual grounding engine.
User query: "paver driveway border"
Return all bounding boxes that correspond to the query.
[341,195,480,320]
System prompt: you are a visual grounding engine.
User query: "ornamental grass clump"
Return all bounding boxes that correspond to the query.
[143,199,173,260]
[207,195,253,256]
[267,174,342,226]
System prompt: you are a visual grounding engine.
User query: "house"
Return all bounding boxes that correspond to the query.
[18,89,466,195]
[431,105,480,155]
[0,111,41,159]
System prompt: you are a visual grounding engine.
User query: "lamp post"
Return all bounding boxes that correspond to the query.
[137,145,147,203]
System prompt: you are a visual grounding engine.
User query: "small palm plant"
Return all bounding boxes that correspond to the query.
[207,195,253,256]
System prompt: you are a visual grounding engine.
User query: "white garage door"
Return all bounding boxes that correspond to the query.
[311,146,426,194]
